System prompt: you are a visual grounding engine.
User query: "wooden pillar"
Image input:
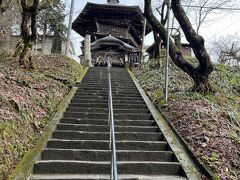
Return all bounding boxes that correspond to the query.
[84,33,92,67]
[124,53,130,68]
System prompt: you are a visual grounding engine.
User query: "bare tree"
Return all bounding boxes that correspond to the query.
[185,0,236,34]
[211,34,240,65]
[151,0,183,61]
[144,0,214,93]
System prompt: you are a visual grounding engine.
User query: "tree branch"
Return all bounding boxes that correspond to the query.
[171,0,213,75]
[144,0,197,77]
[0,0,12,14]
[30,0,39,40]
[144,0,214,92]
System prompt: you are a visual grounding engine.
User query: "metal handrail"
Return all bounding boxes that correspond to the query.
[107,61,118,180]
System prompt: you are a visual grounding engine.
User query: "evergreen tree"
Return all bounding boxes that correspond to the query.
[37,0,67,53]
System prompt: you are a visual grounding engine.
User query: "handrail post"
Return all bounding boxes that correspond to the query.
[108,61,118,180]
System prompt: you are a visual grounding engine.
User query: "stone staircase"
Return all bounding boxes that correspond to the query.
[30,67,188,179]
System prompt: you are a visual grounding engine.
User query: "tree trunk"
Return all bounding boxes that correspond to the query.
[193,74,212,93]
[0,0,3,13]
[144,0,214,93]
[171,0,213,76]
[152,30,161,59]
[150,2,169,68]
[42,21,47,54]
[19,3,32,68]
[152,29,162,68]
[19,0,39,69]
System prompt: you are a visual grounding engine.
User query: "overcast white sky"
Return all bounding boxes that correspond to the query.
[65,0,240,58]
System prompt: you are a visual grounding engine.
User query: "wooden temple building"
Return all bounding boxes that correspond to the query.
[72,0,151,67]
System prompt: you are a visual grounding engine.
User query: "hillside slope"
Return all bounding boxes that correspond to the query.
[0,52,82,179]
[132,60,240,179]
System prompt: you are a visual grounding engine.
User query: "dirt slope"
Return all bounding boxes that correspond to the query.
[133,60,240,179]
[0,53,82,179]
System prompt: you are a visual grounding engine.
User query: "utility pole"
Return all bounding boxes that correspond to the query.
[65,0,74,56]
[164,0,171,101]
[140,18,147,63]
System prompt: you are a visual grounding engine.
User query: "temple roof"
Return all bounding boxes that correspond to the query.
[91,35,136,52]
[72,2,151,37]
[107,0,119,4]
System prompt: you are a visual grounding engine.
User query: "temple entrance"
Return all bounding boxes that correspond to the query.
[92,49,125,67]
[93,51,125,67]
[91,35,136,67]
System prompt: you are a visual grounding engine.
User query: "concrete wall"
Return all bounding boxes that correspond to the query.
[4,35,76,60]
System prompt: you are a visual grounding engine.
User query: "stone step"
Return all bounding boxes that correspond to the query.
[77,89,138,93]
[75,92,141,97]
[60,118,155,126]
[77,86,136,89]
[47,140,169,151]
[56,124,159,132]
[68,102,108,108]
[77,82,135,86]
[74,93,139,96]
[77,89,138,92]
[80,80,134,82]
[29,67,189,179]
[30,174,187,180]
[73,93,142,98]
[77,82,134,85]
[34,161,184,176]
[63,112,153,120]
[78,85,135,87]
[79,85,136,88]
[78,80,134,83]
[70,99,145,104]
[71,96,143,101]
[75,91,141,97]
[41,149,176,162]
[76,88,138,92]
[52,131,162,141]
[68,103,147,109]
[75,89,139,93]
[65,107,149,114]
